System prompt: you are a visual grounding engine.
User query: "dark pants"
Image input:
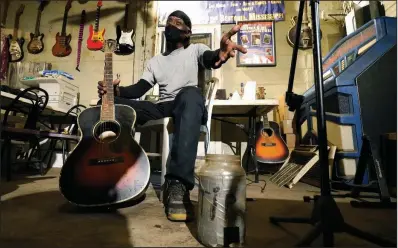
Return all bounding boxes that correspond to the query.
[98,87,207,190]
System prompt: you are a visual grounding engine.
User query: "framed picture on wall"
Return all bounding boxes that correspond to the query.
[236,20,277,67]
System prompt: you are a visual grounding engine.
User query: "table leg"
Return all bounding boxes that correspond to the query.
[246,113,266,193]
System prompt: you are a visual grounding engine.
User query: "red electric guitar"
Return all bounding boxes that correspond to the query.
[87,0,105,51]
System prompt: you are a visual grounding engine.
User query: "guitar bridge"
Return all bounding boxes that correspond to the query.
[89,156,124,166]
[261,142,276,147]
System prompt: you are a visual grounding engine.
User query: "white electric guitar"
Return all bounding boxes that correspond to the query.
[8,4,25,62]
[115,1,134,55]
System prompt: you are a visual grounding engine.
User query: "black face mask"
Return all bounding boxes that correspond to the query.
[165,25,185,43]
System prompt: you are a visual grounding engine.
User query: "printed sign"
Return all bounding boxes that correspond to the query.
[236,20,276,67]
[157,1,285,26]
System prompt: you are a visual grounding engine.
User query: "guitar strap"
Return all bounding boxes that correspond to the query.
[76,10,85,71]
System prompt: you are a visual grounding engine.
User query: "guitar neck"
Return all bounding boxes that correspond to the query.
[262,114,271,129]
[101,52,115,121]
[34,9,42,36]
[303,1,309,24]
[94,6,101,32]
[123,3,129,30]
[61,9,69,35]
[13,15,20,38]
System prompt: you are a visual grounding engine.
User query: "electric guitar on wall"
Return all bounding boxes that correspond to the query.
[59,39,151,207]
[287,0,314,50]
[52,0,72,57]
[115,1,135,55]
[87,0,105,51]
[8,4,25,63]
[255,115,289,164]
[27,1,48,54]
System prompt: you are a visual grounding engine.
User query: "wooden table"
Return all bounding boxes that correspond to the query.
[212,99,279,117]
[210,99,280,191]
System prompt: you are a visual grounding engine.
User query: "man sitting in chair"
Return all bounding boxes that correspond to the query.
[97,10,246,222]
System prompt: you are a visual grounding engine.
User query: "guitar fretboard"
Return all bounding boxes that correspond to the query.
[101,52,115,121]
[76,10,85,71]
[94,6,101,32]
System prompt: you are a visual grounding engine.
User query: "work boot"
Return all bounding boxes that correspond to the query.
[163,179,194,222]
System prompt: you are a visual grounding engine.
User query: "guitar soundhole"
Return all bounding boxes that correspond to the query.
[261,128,276,147]
[262,128,273,137]
[94,121,121,143]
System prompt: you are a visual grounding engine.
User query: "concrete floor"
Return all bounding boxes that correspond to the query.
[0,168,396,247]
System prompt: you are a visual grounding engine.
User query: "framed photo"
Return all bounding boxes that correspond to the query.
[236,20,277,67]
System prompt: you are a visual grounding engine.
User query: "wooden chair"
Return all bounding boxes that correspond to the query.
[40,104,86,169]
[135,77,219,199]
[1,87,49,180]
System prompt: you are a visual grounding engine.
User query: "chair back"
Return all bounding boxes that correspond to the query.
[202,77,219,142]
[2,87,49,130]
[57,104,87,135]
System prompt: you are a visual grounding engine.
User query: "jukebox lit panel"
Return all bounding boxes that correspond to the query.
[298,17,397,184]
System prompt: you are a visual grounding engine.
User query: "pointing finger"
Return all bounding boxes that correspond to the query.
[225,25,241,39]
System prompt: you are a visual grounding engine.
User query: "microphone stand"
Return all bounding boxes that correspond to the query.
[268,1,396,247]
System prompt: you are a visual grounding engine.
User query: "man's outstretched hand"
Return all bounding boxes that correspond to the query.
[215,25,247,67]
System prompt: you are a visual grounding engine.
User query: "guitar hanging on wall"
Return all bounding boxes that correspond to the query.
[59,39,151,207]
[8,4,25,63]
[286,0,321,50]
[27,0,48,54]
[87,0,105,51]
[115,1,135,56]
[255,115,289,164]
[76,10,86,72]
[52,0,73,57]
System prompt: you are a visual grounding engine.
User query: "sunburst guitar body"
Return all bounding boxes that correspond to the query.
[255,116,289,164]
[59,39,151,207]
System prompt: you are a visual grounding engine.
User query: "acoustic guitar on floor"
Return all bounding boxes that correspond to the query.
[87,0,105,51]
[255,115,289,164]
[59,39,151,208]
[52,0,72,57]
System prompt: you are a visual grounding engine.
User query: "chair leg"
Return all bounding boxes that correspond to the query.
[160,125,170,202]
[1,138,12,181]
[45,139,56,170]
[62,140,66,164]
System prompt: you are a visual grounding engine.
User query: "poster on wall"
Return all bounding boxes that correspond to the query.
[236,20,276,67]
[157,1,285,26]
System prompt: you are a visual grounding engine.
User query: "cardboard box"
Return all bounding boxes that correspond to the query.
[283,120,294,134]
[285,133,296,148]
[284,106,295,120]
